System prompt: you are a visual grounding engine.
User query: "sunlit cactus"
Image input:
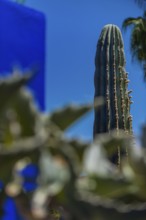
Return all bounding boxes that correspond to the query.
[93,24,133,164]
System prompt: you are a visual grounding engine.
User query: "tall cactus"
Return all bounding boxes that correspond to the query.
[93,24,133,164]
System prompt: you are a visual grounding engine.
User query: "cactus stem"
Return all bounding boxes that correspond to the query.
[94,24,133,165]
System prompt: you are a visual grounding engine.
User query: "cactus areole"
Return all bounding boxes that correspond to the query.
[93,24,133,137]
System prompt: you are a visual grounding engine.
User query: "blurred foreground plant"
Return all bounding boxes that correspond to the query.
[0,70,146,220]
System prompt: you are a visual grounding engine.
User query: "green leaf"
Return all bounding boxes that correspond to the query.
[75,196,146,220]
[39,150,70,186]
[0,88,40,146]
[126,147,146,199]
[0,134,45,184]
[49,98,103,131]
[79,175,132,199]
[7,88,39,137]
[0,70,34,110]
[94,130,131,158]
[67,138,89,163]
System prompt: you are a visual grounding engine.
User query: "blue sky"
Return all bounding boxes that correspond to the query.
[23,0,146,140]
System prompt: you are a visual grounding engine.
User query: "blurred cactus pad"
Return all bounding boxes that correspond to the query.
[94,24,133,137]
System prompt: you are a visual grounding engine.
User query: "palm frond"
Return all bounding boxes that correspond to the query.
[122,17,143,31]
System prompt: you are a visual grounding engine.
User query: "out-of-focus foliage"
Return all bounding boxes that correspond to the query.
[1,70,146,220]
[122,7,146,80]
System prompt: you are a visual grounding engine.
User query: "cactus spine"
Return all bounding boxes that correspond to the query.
[93,25,133,164]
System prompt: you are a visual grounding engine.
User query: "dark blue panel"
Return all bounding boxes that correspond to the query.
[0,0,46,109]
[2,197,24,220]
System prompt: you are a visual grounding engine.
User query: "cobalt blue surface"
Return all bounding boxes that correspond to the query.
[18,164,39,180]
[19,163,39,192]
[2,197,24,220]
[2,164,39,219]
[0,1,45,218]
[0,0,46,110]
[22,181,38,192]
[0,180,4,190]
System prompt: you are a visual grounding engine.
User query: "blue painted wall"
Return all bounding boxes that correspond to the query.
[0,0,45,109]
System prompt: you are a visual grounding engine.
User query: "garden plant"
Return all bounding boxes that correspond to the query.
[0,24,146,220]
